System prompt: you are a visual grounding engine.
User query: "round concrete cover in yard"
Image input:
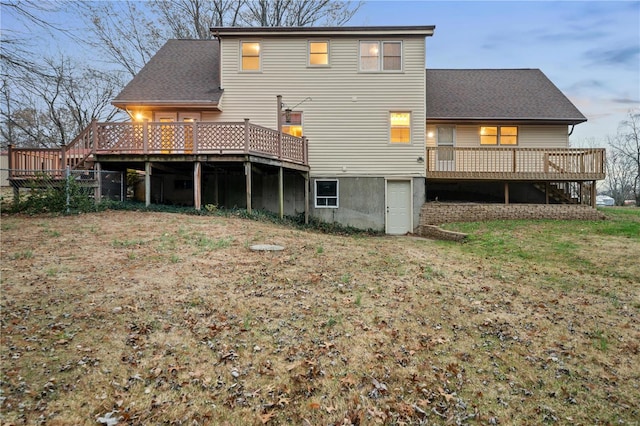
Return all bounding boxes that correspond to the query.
[250,244,285,251]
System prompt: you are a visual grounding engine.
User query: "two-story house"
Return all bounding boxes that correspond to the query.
[8,25,605,233]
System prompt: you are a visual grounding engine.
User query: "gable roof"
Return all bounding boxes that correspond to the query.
[112,39,222,110]
[426,69,586,124]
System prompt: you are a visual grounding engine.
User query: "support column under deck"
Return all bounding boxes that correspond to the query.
[544,182,549,204]
[278,167,284,219]
[304,172,309,224]
[245,162,252,214]
[95,162,102,203]
[145,162,151,207]
[504,182,510,204]
[194,162,201,210]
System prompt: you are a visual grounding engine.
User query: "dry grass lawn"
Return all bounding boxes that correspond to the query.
[1,209,639,425]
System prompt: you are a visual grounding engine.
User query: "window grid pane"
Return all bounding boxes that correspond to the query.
[382,42,401,71]
[316,180,338,208]
[309,41,328,66]
[360,42,380,71]
[480,127,498,145]
[241,42,260,71]
[390,112,411,144]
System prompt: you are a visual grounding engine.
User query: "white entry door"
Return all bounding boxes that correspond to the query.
[437,126,455,171]
[386,180,412,235]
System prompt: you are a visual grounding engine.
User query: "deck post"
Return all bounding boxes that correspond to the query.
[245,161,252,214]
[591,180,596,208]
[192,122,198,153]
[545,182,550,204]
[145,162,151,207]
[304,172,309,225]
[279,166,284,219]
[244,119,250,153]
[143,122,149,154]
[95,162,102,203]
[61,143,66,170]
[277,95,283,159]
[91,120,97,155]
[194,161,201,210]
[7,144,19,203]
[303,137,308,165]
[7,144,12,173]
[504,182,509,204]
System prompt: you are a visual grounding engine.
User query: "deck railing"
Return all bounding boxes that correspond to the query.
[94,119,308,164]
[8,119,308,178]
[426,147,605,180]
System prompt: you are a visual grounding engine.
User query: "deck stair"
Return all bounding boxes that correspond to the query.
[533,181,594,205]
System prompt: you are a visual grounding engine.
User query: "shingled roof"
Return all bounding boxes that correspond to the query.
[426,69,586,124]
[112,39,222,109]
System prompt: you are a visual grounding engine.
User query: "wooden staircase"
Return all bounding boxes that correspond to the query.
[533,181,594,205]
[8,121,96,178]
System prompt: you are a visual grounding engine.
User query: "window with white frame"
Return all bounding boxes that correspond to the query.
[309,41,329,66]
[359,41,402,72]
[480,126,518,145]
[315,180,338,208]
[241,41,261,71]
[390,112,411,143]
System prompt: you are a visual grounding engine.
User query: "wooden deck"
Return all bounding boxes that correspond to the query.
[425,147,605,181]
[7,119,309,177]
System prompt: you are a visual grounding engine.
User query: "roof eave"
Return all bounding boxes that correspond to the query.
[210,25,435,37]
[426,117,587,125]
[112,101,221,111]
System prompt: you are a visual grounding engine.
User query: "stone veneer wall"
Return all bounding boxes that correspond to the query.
[420,203,605,228]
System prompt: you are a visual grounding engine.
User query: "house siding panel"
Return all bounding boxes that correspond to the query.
[217,36,426,177]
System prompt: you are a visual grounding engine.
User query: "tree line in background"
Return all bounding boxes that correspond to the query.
[1,1,638,206]
[604,110,640,206]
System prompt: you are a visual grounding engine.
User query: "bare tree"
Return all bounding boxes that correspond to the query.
[1,54,121,148]
[76,0,164,77]
[154,0,245,39]
[80,0,361,77]
[608,110,640,206]
[240,0,361,27]
[605,138,636,205]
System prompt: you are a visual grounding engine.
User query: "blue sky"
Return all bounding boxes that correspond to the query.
[2,0,639,144]
[356,0,640,143]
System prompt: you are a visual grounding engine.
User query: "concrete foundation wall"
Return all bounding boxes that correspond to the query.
[311,177,425,232]
[254,169,306,216]
[420,203,605,227]
[311,177,385,231]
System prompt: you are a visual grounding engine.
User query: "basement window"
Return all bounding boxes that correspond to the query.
[315,180,338,208]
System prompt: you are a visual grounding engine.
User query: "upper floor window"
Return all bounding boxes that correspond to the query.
[309,41,329,66]
[390,112,411,144]
[282,111,303,137]
[480,126,518,145]
[360,41,402,72]
[241,42,261,71]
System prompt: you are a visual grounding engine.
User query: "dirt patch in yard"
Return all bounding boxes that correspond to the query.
[1,210,638,425]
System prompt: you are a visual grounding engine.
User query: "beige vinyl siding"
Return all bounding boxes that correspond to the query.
[217,36,426,177]
[426,124,569,148]
[519,125,569,147]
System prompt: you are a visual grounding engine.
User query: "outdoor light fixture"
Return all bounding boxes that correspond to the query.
[285,108,292,124]
[417,156,424,163]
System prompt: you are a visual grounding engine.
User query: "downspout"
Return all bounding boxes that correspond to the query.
[568,124,575,136]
